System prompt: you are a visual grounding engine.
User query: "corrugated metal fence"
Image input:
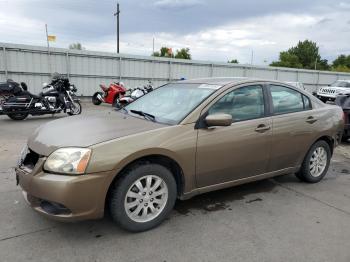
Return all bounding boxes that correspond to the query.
[1,42,350,96]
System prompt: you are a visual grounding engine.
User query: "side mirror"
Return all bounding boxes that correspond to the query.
[205,113,232,127]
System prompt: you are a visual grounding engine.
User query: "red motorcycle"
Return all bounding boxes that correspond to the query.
[92,82,126,106]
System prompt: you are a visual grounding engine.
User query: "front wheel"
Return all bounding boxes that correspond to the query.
[296,140,331,183]
[67,101,82,116]
[109,164,177,232]
[7,113,29,121]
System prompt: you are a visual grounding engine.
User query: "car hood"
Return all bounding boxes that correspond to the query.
[318,86,350,95]
[28,111,166,156]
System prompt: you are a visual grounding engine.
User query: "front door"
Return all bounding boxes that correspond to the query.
[196,85,272,188]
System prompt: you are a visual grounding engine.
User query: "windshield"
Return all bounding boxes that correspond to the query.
[330,81,350,88]
[124,83,221,124]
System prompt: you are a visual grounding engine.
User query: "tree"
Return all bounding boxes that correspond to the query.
[270,51,303,68]
[152,47,174,58]
[152,47,191,59]
[228,59,239,64]
[332,54,350,69]
[332,65,350,73]
[69,43,85,50]
[270,40,329,70]
[175,48,191,60]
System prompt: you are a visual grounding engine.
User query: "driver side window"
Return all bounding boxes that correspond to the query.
[208,85,265,122]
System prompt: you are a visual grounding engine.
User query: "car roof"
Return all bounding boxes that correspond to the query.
[176,77,297,87]
[176,77,260,86]
[337,80,350,82]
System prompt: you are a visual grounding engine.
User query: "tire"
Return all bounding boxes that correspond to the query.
[342,135,349,143]
[92,93,102,105]
[7,113,29,121]
[296,140,331,183]
[67,101,82,116]
[109,163,177,232]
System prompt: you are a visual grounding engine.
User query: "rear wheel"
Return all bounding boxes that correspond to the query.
[109,164,177,232]
[296,140,331,183]
[7,113,28,121]
[92,93,102,105]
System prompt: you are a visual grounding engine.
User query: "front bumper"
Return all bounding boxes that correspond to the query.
[317,94,336,100]
[16,164,113,222]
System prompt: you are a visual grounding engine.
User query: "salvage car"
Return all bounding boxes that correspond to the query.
[16,77,344,232]
[316,80,350,103]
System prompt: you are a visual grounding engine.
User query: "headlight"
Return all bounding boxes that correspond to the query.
[44,148,91,175]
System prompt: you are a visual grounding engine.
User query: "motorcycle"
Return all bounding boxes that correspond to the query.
[92,82,126,106]
[0,80,24,109]
[115,81,153,109]
[0,73,81,121]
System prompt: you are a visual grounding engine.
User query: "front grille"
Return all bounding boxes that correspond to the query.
[22,149,39,170]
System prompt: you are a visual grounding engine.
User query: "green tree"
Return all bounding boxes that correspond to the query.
[332,65,350,73]
[152,47,174,58]
[270,40,329,70]
[332,54,350,68]
[175,48,191,60]
[270,51,303,68]
[228,59,239,64]
[69,43,84,50]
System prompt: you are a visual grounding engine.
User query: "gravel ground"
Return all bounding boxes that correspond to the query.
[0,103,350,262]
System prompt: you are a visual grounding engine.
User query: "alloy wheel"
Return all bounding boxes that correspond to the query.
[124,175,168,223]
[309,146,327,177]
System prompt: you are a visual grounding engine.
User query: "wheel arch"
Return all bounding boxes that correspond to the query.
[314,135,335,155]
[105,154,185,209]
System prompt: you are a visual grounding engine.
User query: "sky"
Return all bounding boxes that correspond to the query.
[0,0,349,65]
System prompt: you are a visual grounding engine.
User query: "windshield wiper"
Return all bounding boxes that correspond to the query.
[130,110,156,122]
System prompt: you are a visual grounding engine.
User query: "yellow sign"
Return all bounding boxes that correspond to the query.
[47,35,56,42]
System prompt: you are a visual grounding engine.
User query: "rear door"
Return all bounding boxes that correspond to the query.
[195,84,272,187]
[267,84,317,172]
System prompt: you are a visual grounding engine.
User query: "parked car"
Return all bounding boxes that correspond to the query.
[285,81,306,90]
[335,94,350,141]
[316,80,350,103]
[15,78,344,232]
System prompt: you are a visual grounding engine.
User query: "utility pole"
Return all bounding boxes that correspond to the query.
[314,57,318,70]
[114,2,120,53]
[45,24,52,75]
[152,37,155,55]
[250,50,254,65]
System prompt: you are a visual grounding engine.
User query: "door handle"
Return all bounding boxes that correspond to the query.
[255,124,271,133]
[306,116,318,124]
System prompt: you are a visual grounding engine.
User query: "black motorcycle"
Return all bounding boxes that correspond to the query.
[0,74,81,121]
[0,79,24,108]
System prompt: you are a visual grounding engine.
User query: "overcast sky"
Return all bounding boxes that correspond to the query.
[0,0,349,64]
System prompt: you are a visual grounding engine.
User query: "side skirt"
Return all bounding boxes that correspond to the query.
[179,167,299,200]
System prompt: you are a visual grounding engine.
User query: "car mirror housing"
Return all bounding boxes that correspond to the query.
[205,113,232,127]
